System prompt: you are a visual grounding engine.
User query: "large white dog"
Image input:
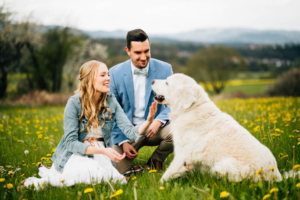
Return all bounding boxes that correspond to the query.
[151,74,283,183]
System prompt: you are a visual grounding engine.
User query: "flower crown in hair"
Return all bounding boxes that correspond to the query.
[77,75,81,80]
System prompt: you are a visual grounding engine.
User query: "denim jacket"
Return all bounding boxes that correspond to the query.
[52,92,143,173]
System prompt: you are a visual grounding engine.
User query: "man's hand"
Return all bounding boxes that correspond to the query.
[146,119,163,138]
[122,142,138,159]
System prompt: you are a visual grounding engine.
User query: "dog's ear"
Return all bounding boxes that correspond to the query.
[178,85,197,109]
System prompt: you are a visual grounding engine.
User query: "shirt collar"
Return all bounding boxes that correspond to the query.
[131,61,149,75]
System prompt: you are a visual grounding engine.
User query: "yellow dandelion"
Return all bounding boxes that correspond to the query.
[297,142,300,145]
[282,155,288,159]
[8,171,14,175]
[7,183,13,189]
[0,178,5,182]
[84,188,93,193]
[256,168,263,175]
[47,154,52,157]
[23,164,26,166]
[149,170,157,173]
[131,176,137,180]
[110,189,123,198]
[41,157,47,161]
[44,137,49,140]
[41,183,45,186]
[296,183,300,188]
[263,194,271,200]
[270,187,279,193]
[6,165,12,168]
[159,186,165,190]
[220,191,230,198]
[21,174,25,177]
[60,180,65,183]
[270,166,275,170]
[294,164,300,169]
[36,162,41,166]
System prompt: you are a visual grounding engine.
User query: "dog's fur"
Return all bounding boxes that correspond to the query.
[152,74,282,183]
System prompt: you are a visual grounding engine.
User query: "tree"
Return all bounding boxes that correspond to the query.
[185,46,247,94]
[0,6,23,98]
[63,39,108,92]
[38,27,82,92]
[19,26,83,93]
[267,67,300,96]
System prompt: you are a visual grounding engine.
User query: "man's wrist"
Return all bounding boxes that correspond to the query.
[121,142,129,147]
[154,119,163,126]
[118,140,130,146]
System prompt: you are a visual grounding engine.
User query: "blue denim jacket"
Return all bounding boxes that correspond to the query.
[52,92,142,173]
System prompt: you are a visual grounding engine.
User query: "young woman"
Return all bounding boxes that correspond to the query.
[24,60,157,189]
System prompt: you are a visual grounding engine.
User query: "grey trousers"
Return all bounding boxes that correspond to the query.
[113,124,173,174]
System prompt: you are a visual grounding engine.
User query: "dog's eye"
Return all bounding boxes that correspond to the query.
[166,82,168,85]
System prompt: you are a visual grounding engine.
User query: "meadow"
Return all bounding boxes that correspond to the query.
[0,96,300,200]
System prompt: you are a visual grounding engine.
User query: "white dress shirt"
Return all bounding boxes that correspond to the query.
[118,62,165,146]
[131,62,149,125]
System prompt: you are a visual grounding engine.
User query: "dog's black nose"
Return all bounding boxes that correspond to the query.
[152,80,155,85]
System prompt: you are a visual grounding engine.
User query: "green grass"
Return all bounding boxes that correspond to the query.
[0,97,300,199]
[222,84,272,95]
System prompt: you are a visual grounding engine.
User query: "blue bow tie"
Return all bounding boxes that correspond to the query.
[134,68,148,76]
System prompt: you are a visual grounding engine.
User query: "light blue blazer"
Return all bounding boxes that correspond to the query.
[109,58,173,145]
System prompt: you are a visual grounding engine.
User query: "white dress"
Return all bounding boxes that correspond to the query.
[24,127,126,189]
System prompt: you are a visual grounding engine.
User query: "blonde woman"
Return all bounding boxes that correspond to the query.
[24,60,157,189]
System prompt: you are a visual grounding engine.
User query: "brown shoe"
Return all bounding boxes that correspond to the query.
[147,159,164,172]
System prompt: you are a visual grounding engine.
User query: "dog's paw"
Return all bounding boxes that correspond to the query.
[160,173,169,183]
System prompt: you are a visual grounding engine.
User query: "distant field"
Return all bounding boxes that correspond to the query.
[200,79,275,95]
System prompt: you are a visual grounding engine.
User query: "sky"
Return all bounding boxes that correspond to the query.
[2,0,300,34]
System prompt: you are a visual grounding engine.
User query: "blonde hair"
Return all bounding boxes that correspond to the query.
[75,60,112,133]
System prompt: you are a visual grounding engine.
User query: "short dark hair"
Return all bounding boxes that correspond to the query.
[126,29,149,50]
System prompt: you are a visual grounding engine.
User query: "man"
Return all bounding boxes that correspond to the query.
[109,29,173,175]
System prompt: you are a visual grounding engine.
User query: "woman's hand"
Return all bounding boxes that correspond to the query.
[103,148,126,162]
[147,102,157,122]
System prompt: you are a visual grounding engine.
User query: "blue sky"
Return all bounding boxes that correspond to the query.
[2,0,300,34]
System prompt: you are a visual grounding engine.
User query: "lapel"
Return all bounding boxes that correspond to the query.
[145,59,157,111]
[123,60,135,110]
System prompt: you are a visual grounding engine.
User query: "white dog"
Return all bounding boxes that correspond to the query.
[152,74,283,183]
